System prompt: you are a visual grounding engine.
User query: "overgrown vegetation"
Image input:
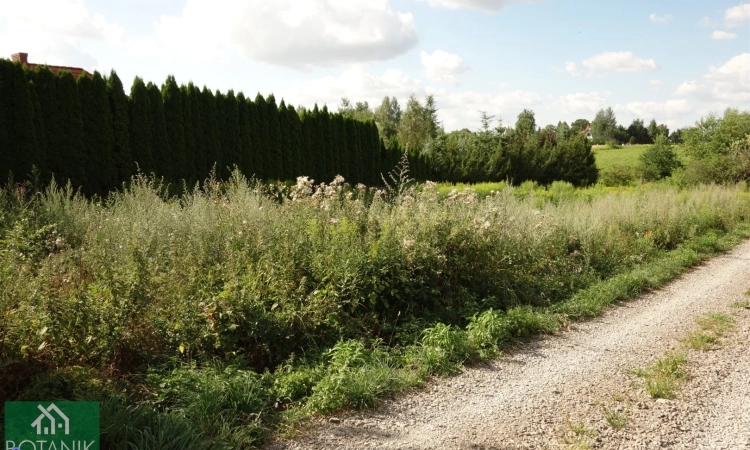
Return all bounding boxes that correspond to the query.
[1,169,749,447]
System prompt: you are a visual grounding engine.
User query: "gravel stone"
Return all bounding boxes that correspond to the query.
[266,240,750,450]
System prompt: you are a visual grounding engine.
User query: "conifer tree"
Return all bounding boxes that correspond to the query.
[180,84,196,184]
[26,72,46,175]
[266,94,283,180]
[328,110,341,178]
[300,110,315,179]
[346,118,361,184]
[335,114,349,182]
[311,105,326,181]
[287,104,303,179]
[79,72,116,194]
[254,94,270,179]
[0,61,8,182]
[201,86,220,178]
[162,75,186,182]
[55,71,86,186]
[236,92,253,178]
[106,70,132,185]
[214,90,227,178]
[246,98,260,177]
[0,60,40,181]
[147,82,171,180]
[223,90,241,173]
[188,83,205,180]
[320,106,335,181]
[128,77,153,174]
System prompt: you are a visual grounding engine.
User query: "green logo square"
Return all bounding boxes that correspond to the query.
[4,402,99,450]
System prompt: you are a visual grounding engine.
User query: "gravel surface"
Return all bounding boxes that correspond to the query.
[267,240,750,450]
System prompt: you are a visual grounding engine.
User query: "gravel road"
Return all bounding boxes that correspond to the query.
[268,240,750,450]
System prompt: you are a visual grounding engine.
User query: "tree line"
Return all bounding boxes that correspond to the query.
[0,59,400,195]
[342,96,598,186]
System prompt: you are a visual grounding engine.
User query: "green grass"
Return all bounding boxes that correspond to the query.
[632,352,688,399]
[594,144,690,171]
[602,406,628,430]
[1,175,749,448]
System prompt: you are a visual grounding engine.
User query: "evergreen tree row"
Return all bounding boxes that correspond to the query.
[0,59,395,195]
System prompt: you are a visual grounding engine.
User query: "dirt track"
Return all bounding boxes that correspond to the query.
[269,240,750,450]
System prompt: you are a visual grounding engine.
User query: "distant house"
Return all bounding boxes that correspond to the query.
[580,124,593,140]
[11,52,92,78]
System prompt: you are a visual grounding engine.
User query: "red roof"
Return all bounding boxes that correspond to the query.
[11,52,92,78]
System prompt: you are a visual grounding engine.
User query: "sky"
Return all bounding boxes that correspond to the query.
[0,0,748,132]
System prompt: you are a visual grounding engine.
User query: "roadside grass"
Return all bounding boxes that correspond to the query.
[602,406,628,430]
[631,352,688,399]
[681,312,736,350]
[2,175,750,448]
[732,301,750,309]
[563,418,597,450]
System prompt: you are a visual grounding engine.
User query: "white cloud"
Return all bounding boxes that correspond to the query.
[674,53,750,104]
[712,30,738,40]
[0,0,126,68]
[0,0,124,42]
[282,65,424,109]
[154,0,418,69]
[416,0,539,12]
[649,13,672,25]
[619,100,692,118]
[565,51,658,77]
[551,92,609,115]
[437,89,542,130]
[420,50,470,84]
[725,3,750,28]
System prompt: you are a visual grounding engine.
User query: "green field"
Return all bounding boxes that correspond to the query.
[593,144,689,171]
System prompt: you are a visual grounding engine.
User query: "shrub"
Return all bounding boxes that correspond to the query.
[639,136,682,180]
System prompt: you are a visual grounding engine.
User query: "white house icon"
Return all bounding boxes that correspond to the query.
[31,403,70,435]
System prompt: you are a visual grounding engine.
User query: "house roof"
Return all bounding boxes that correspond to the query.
[11,52,92,78]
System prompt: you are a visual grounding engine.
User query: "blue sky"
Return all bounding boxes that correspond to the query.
[0,0,748,131]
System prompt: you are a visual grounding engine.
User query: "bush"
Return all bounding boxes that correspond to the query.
[639,136,682,180]
[599,165,637,186]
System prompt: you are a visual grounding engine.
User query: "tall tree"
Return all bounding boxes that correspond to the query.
[128,77,153,174]
[162,75,186,182]
[187,83,205,180]
[201,86,220,178]
[555,121,571,141]
[55,71,86,186]
[180,84,196,184]
[515,109,537,137]
[374,96,401,143]
[223,90,242,174]
[236,92,253,178]
[627,118,651,145]
[266,94,283,180]
[253,93,270,179]
[591,107,617,144]
[0,60,40,182]
[321,105,335,181]
[106,70,132,185]
[147,82,171,180]
[79,71,116,194]
[287,104,304,179]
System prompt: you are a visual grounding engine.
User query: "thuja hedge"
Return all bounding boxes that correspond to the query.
[0,59,414,195]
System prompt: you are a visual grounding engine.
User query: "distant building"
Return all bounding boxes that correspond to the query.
[580,124,593,140]
[11,52,92,78]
